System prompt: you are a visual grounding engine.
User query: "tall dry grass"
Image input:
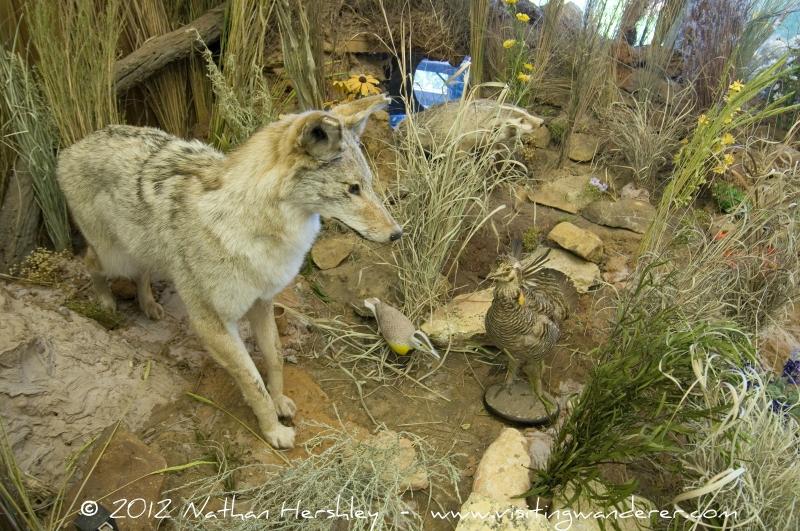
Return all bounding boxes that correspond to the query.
[26,0,122,146]
[0,46,70,251]
[274,0,325,110]
[390,92,527,321]
[124,0,190,137]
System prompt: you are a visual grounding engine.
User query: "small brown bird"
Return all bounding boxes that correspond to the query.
[484,246,567,423]
[364,298,440,359]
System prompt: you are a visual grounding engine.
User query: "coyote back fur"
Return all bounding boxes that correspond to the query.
[57,95,400,449]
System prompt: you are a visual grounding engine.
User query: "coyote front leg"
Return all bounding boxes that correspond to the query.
[247,299,296,419]
[189,306,295,449]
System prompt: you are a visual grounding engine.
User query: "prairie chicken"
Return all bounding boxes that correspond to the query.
[484,246,568,422]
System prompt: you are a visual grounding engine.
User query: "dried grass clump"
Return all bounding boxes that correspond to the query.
[27,0,122,146]
[0,46,70,251]
[274,0,325,111]
[205,0,293,149]
[168,425,460,530]
[674,364,800,530]
[601,86,695,185]
[390,93,527,321]
[124,0,190,137]
[8,248,72,287]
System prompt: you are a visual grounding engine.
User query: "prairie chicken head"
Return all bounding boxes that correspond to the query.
[486,256,522,286]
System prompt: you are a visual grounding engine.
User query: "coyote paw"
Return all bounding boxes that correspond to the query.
[141,299,165,320]
[273,394,297,419]
[98,293,117,313]
[263,424,295,449]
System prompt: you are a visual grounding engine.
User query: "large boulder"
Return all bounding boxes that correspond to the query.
[472,428,532,508]
[529,173,594,214]
[539,248,601,293]
[567,133,599,162]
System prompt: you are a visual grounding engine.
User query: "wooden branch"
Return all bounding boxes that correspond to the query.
[114,5,226,94]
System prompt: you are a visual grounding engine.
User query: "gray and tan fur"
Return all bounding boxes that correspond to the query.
[56,94,400,449]
[397,98,545,152]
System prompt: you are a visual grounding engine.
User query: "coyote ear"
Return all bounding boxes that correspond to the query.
[335,94,390,136]
[298,113,343,161]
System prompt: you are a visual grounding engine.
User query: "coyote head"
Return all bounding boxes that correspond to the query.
[289,95,402,243]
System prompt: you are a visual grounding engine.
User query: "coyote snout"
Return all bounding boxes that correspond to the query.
[57,94,399,451]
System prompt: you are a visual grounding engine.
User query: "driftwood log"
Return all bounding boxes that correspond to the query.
[0,158,40,273]
[114,5,226,94]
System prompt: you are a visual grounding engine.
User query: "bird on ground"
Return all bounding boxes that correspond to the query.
[484,245,567,422]
[363,297,440,360]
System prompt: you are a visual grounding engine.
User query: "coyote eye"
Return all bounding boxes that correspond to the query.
[348,183,361,195]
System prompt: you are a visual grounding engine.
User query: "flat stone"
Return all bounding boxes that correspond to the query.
[548,222,603,262]
[568,133,599,162]
[581,199,655,234]
[420,288,494,347]
[540,248,601,293]
[311,234,355,270]
[530,173,594,214]
[456,493,551,530]
[620,182,650,202]
[472,428,531,508]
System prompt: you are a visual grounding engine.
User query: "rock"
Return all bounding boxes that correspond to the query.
[567,133,599,162]
[602,255,631,285]
[530,173,594,214]
[620,182,650,202]
[524,430,553,470]
[421,288,494,347]
[66,429,167,531]
[368,430,429,491]
[547,222,603,263]
[530,125,551,148]
[539,248,601,293]
[0,285,185,485]
[456,493,551,530]
[581,199,655,234]
[311,234,355,270]
[472,428,531,508]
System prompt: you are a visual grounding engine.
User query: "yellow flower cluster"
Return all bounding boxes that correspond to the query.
[523,63,534,71]
[517,73,531,82]
[729,80,744,93]
[503,39,517,49]
[516,13,530,22]
[503,0,518,4]
[698,114,709,126]
[713,153,736,174]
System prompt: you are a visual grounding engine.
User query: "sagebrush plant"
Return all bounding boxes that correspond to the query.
[601,86,695,185]
[0,46,71,251]
[642,58,800,253]
[26,0,122,146]
[390,91,527,321]
[675,363,800,530]
[168,425,460,530]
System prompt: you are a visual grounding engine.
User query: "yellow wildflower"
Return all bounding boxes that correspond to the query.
[504,0,519,4]
[723,153,735,166]
[698,114,709,126]
[720,133,735,146]
[713,164,727,174]
[516,13,530,22]
[523,63,534,71]
[335,74,381,97]
[517,73,531,82]
[724,115,733,125]
[503,39,517,49]
[680,137,689,145]
[729,80,744,93]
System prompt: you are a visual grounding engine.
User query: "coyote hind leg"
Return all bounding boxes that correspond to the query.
[85,246,116,312]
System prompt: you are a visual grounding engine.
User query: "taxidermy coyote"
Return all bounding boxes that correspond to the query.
[57,95,401,449]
